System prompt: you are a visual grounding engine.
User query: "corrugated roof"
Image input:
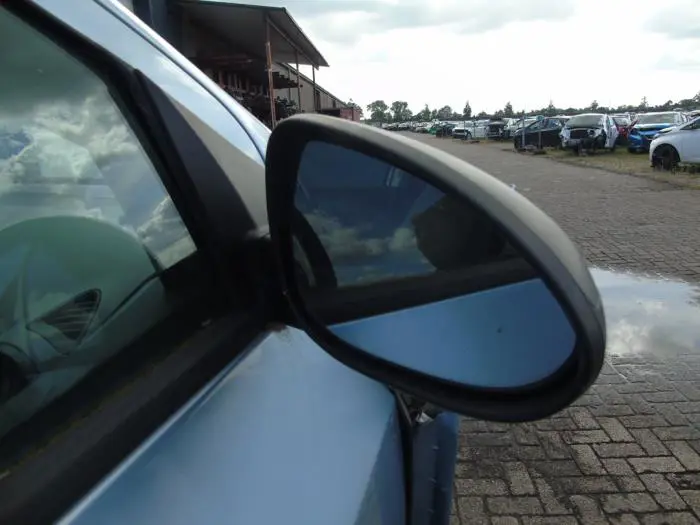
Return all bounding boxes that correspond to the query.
[178,0,329,67]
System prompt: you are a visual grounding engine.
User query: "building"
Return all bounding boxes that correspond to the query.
[115,0,357,124]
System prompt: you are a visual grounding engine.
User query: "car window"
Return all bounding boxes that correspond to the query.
[0,8,197,439]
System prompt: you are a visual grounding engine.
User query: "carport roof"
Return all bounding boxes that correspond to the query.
[177,0,329,67]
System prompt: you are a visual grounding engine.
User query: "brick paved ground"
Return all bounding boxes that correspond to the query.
[404,135,700,524]
[409,136,700,280]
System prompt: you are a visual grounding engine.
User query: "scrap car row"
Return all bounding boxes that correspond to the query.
[384,110,700,170]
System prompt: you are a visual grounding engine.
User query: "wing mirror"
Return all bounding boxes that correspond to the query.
[266,115,605,422]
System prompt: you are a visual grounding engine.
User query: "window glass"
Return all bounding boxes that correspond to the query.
[0,8,196,438]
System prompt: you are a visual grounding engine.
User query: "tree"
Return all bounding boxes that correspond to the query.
[476,111,489,119]
[366,100,389,123]
[503,102,514,118]
[639,96,648,110]
[390,100,411,122]
[546,100,556,116]
[416,104,432,121]
[494,109,505,119]
[590,100,599,111]
[436,105,453,119]
[463,101,472,119]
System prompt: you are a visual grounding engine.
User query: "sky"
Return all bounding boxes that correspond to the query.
[245,0,700,115]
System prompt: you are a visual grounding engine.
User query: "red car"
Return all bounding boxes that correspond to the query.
[613,115,632,144]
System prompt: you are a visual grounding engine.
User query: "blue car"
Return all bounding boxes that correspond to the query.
[0,2,606,525]
[627,111,688,153]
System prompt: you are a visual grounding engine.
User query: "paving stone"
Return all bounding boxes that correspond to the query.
[563,430,611,445]
[456,478,509,496]
[679,490,700,516]
[569,494,608,525]
[458,496,486,519]
[569,408,601,429]
[616,476,646,492]
[643,391,688,403]
[601,493,659,513]
[521,517,579,525]
[590,405,635,417]
[668,441,700,471]
[603,459,635,476]
[557,476,618,494]
[593,443,646,458]
[534,478,571,515]
[572,444,606,475]
[641,513,700,525]
[630,457,686,474]
[630,428,671,456]
[531,460,582,478]
[487,497,543,515]
[675,402,700,414]
[610,515,642,525]
[654,428,700,441]
[505,462,536,496]
[538,432,571,459]
[455,461,504,479]
[641,474,687,510]
[490,518,519,525]
[599,418,634,442]
[619,415,669,428]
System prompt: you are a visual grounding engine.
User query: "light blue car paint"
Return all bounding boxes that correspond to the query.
[412,413,459,525]
[29,2,459,524]
[331,279,575,388]
[59,329,405,525]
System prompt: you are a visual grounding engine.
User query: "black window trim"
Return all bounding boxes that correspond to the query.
[0,3,268,524]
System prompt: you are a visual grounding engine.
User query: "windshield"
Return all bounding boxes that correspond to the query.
[613,116,630,125]
[636,113,676,125]
[566,115,604,128]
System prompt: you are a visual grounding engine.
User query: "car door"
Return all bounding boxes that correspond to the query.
[0,4,416,525]
[605,116,619,148]
[677,120,700,163]
[524,120,543,146]
[541,118,562,147]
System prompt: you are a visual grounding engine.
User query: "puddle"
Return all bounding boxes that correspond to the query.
[592,268,700,357]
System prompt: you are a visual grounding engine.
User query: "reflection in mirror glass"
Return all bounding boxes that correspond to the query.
[293,141,578,390]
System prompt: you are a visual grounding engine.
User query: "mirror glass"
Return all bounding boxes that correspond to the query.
[292,140,576,390]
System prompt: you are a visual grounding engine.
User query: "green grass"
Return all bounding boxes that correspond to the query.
[479,140,700,189]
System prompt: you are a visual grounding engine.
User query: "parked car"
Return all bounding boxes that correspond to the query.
[612,115,632,145]
[501,118,518,139]
[560,113,619,152]
[628,112,687,153]
[513,117,567,148]
[650,117,700,170]
[451,122,473,140]
[486,118,507,140]
[0,2,607,524]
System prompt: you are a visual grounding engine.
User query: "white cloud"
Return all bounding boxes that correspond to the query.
[262,0,700,114]
[0,92,194,268]
[644,0,700,40]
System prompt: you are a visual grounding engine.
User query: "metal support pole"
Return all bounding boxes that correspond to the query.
[265,18,276,127]
[295,51,301,112]
[312,66,317,112]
